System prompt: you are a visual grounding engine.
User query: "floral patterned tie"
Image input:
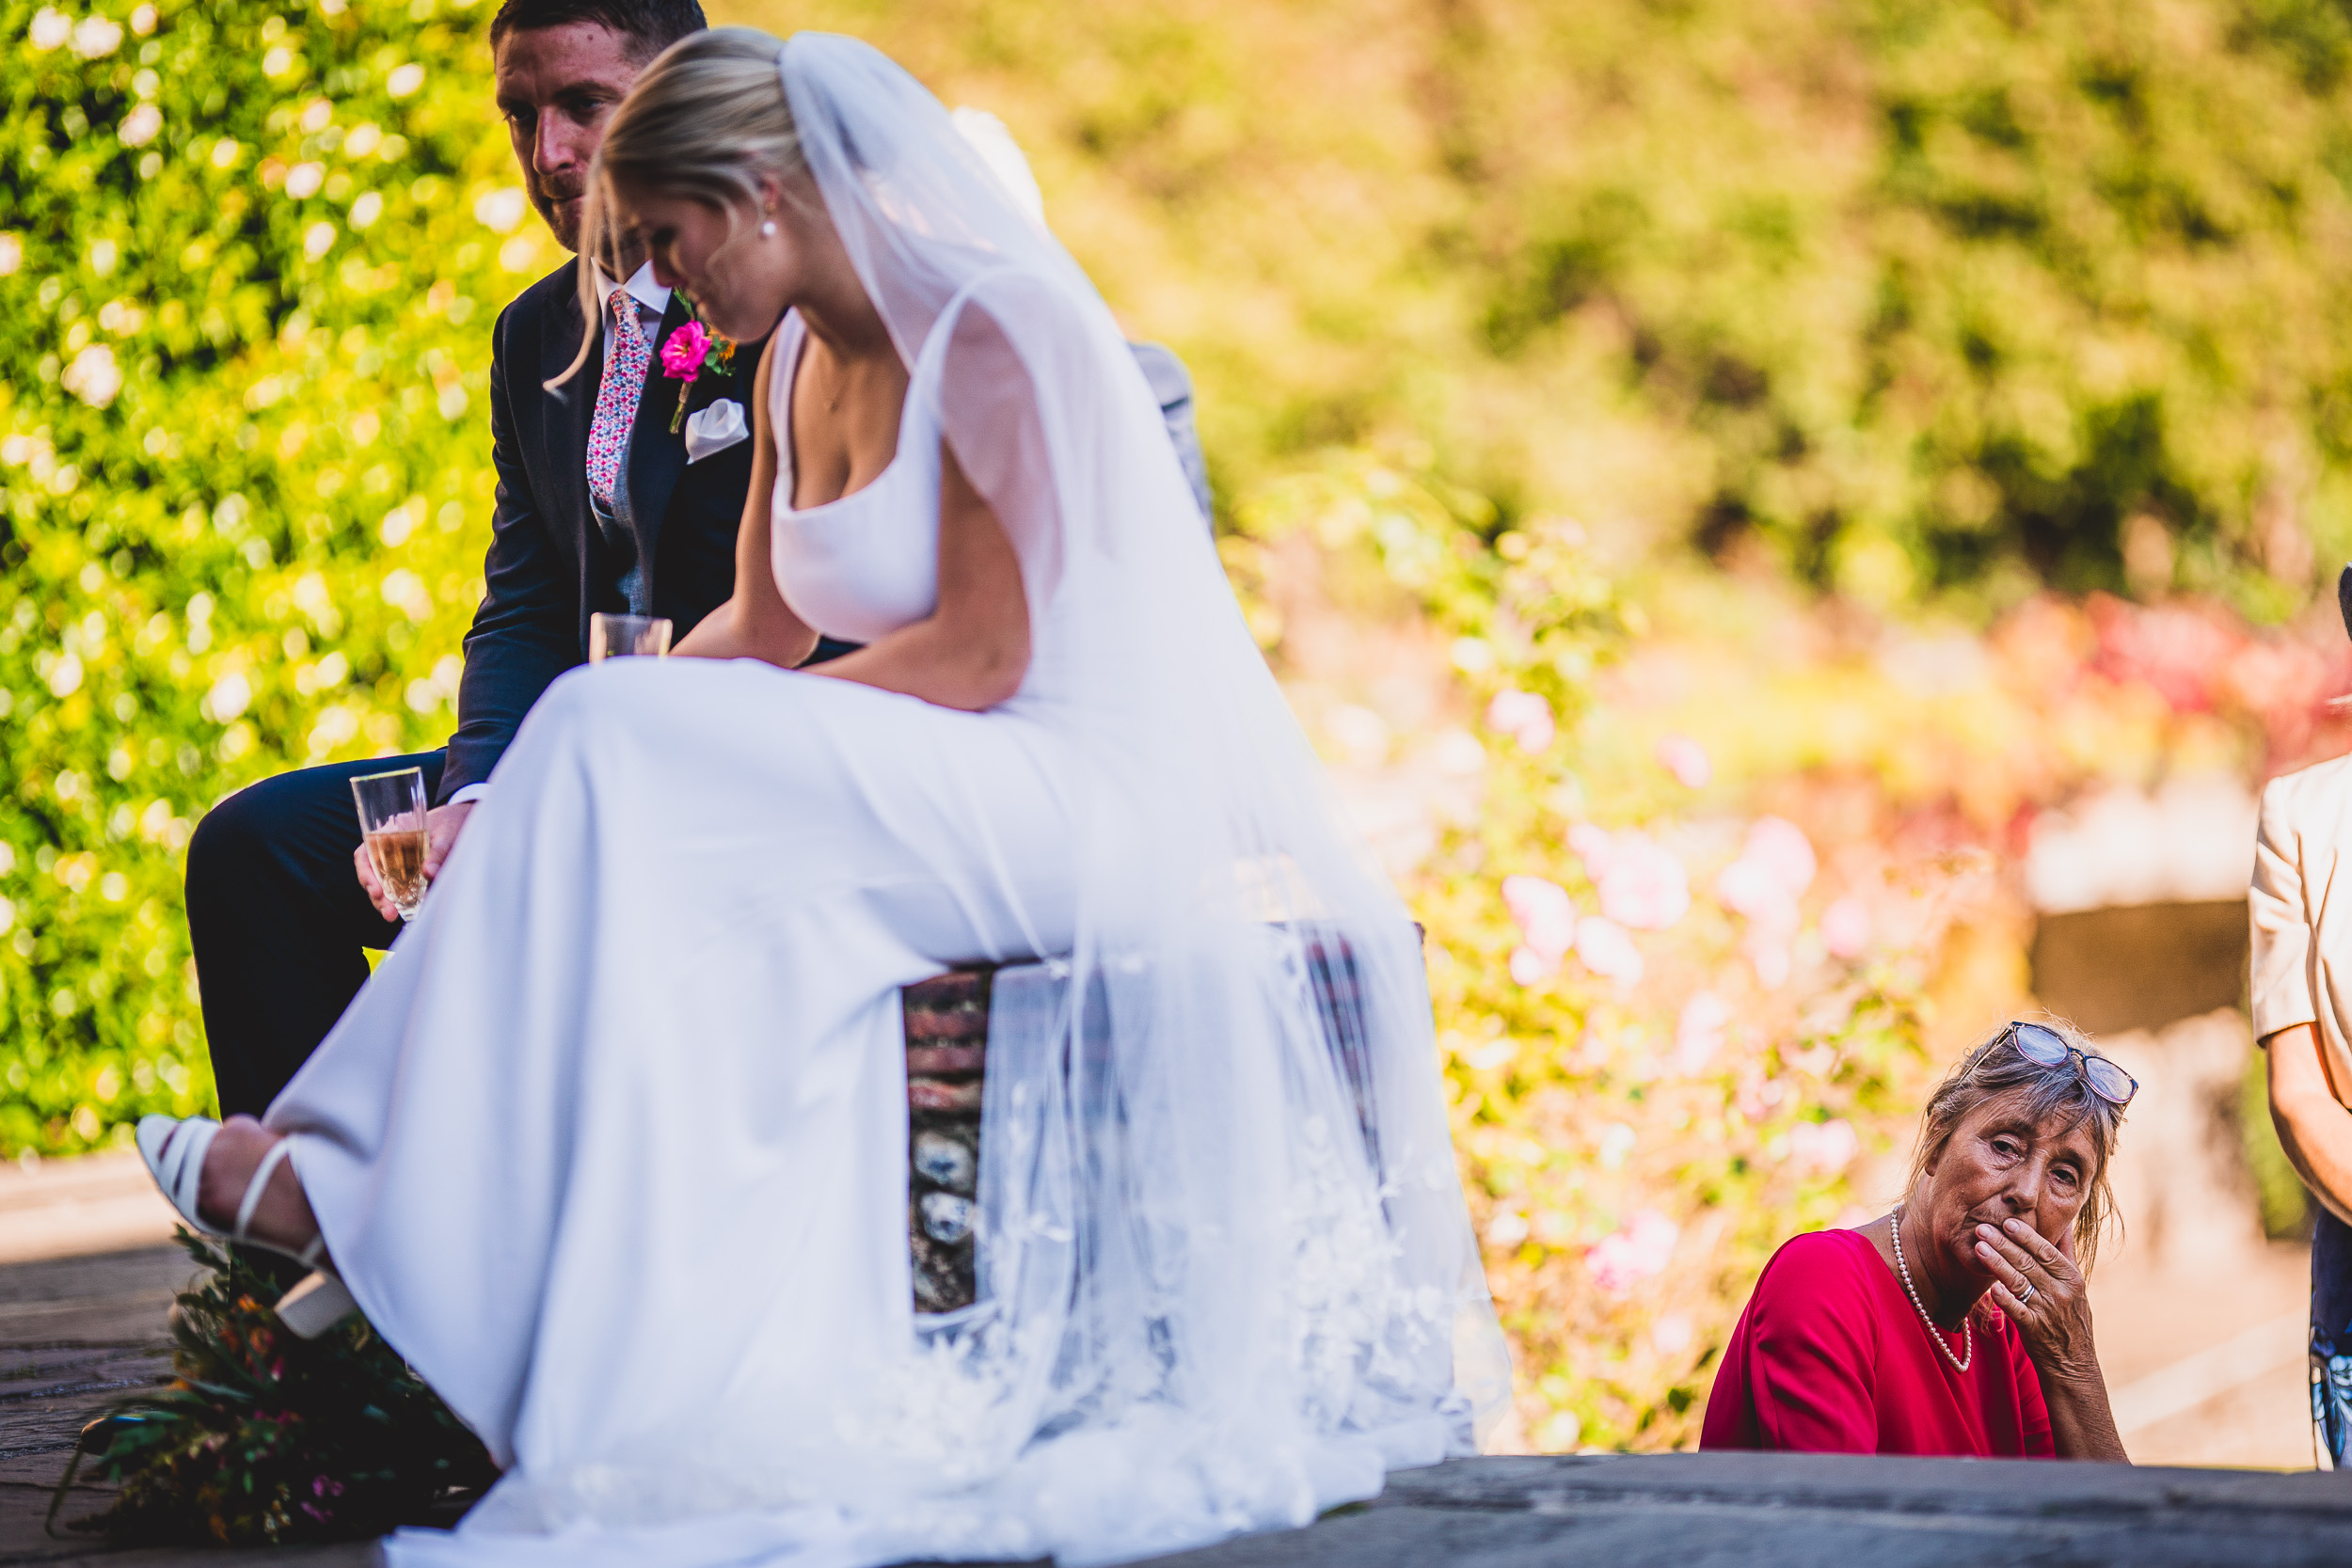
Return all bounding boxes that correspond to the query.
[585,290,651,510]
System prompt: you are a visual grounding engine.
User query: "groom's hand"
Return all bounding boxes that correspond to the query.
[353,800,476,923]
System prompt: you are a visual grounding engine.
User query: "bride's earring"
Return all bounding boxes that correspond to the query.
[760,212,777,238]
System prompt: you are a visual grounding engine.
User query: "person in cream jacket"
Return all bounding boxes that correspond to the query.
[2249,565,2352,1467]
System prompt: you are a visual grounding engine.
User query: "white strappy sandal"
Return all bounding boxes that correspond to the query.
[136,1114,358,1338]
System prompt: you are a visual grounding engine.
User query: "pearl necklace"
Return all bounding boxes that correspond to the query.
[1889,1207,1971,1373]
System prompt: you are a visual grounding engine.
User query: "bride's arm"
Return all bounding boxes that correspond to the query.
[802,441,1030,711]
[673,335,821,668]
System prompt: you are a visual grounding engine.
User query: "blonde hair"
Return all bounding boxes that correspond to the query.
[1899,1016,2126,1270]
[552,27,805,388]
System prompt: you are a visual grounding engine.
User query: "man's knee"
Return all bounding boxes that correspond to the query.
[186,771,319,906]
[188,784,265,896]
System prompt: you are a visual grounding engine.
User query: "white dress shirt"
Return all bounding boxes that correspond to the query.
[596,258,672,344]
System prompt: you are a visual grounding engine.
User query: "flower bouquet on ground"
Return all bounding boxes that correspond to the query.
[49,1230,495,1546]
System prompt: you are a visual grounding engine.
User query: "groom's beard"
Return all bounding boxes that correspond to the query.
[532,173,588,254]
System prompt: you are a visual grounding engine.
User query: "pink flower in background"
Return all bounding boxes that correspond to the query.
[1586,1210,1679,1295]
[1740,817,1817,901]
[1570,826,1690,931]
[1485,688,1556,752]
[1714,856,1787,925]
[1717,817,1816,986]
[1502,874,1575,983]
[1576,915,1644,987]
[1820,895,1872,959]
[2089,595,2237,714]
[1606,837,1690,930]
[1567,821,1613,876]
[1788,1118,1859,1175]
[1675,991,1732,1074]
[1502,875,1576,955]
[1745,934,1793,989]
[1651,1311,1695,1355]
[660,319,712,379]
[1656,733,1711,788]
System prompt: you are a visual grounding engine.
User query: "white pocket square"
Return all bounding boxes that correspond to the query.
[685,398,748,463]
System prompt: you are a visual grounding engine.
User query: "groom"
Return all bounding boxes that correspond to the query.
[188,0,1210,1117]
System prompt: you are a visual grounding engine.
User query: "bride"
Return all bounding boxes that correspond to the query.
[137,27,1506,1567]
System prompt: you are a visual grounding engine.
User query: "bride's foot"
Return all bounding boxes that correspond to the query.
[139,1114,354,1338]
[185,1115,325,1260]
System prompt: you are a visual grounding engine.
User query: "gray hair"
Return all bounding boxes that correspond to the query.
[1899,1017,2127,1270]
[554,27,805,388]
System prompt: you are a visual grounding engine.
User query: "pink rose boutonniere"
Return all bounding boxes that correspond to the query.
[660,315,737,434]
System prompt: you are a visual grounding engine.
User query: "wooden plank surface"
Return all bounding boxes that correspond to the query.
[0,1158,181,1271]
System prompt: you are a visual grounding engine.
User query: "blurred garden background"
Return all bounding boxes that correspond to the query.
[8,0,2352,1462]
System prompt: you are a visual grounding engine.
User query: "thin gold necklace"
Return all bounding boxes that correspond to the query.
[1889,1207,1972,1372]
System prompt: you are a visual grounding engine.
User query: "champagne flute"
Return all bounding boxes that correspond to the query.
[589,612,673,662]
[351,767,431,922]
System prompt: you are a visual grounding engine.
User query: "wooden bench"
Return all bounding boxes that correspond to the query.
[900,967,991,1314]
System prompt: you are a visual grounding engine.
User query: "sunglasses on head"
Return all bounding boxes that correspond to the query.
[2002,1022,2137,1106]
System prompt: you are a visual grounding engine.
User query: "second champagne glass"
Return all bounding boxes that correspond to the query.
[589,612,673,662]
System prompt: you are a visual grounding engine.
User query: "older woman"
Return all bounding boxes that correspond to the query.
[1701,1021,2132,1460]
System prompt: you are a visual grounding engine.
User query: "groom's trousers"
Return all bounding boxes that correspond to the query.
[185,751,446,1117]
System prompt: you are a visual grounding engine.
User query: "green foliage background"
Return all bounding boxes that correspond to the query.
[0,0,561,1148]
[745,0,2352,618]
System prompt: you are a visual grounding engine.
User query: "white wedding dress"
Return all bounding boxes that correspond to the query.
[267,32,1506,1568]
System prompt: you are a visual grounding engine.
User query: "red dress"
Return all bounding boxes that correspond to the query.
[1699,1227,2055,1456]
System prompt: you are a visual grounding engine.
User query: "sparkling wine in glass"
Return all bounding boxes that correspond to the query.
[589,611,673,662]
[351,767,431,922]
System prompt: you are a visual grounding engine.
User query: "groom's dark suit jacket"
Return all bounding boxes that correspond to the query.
[438,264,771,802]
